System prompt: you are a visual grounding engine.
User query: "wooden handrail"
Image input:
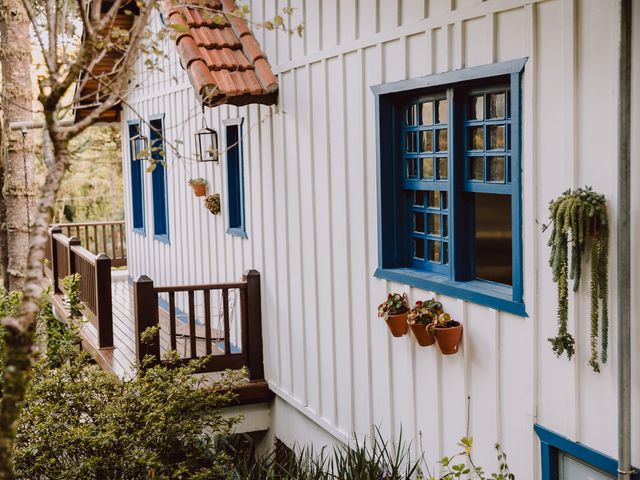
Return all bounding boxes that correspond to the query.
[56,220,125,228]
[133,271,265,380]
[53,220,126,268]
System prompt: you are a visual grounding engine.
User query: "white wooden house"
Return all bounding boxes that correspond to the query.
[67,0,639,477]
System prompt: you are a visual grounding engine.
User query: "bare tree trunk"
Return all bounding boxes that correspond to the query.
[0,114,8,289]
[0,131,67,480]
[0,0,35,291]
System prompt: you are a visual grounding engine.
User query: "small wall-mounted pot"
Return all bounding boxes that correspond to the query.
[385,312,409,337]
[434,321,463,355]
[410,323,436,347]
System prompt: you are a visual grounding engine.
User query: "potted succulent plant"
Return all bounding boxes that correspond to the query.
[188,178,208,197]
[429,311,462,355]
[377,293,410,337]
[406,299,442,347]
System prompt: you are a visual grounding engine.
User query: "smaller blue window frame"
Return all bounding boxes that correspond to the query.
[128,120,145,235]
[224,118,247,239]
[149,115,170,244]
[534,424,636,479]
[371,58,527,317]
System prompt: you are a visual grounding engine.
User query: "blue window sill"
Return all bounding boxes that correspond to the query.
[374,267,527,317]
[133,227,145,236]
[154,233,170,244]
[227,227,247,239]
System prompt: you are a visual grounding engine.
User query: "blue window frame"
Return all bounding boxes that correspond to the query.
[372,59,526,316]
[149,116,169,243]
[224,118,247,238]
[534,425,630,479]
[128,121,145,234]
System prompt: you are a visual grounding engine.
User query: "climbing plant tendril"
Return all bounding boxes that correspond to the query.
[542,186,609,372]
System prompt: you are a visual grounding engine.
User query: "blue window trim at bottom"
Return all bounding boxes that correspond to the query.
[374,267,527,317]
[534,424,636,479]
[154,233,171,244]
[227,227,248,239]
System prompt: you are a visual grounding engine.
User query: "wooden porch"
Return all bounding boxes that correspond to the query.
[46,222,273,406]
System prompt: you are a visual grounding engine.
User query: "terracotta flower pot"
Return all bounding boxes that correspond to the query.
[192,184,207,197]
[435,321,463,355]
[410,323,436,347]
[385,312,409,337]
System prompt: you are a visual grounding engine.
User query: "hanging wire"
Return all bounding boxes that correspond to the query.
[20,129,30,234]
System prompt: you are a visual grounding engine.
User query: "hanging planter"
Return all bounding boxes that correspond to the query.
[204,193,221,215]
[429,313,462,355]
[188,178,208,197]
[542,186,609,372]
[406,299,441,347]
[377,293,409,337]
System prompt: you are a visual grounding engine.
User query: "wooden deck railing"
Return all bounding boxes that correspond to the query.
[56,221,126,267]
[133,271,264,380]
[50,226,114,348]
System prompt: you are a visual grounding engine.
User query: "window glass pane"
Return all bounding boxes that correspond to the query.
[414,190,425,206]
[441,191,448,209]
[468,126,483,150]
[469,95,484,120]
[442,215,448,237]
[421,158,434,180]
[420,102,433,125]
[436,157,448,180]
[474,193,512,285]
[414,212,425,233]
[443,242,449,265]
[428,240,441,262]
[488,124,505,150]
[436,129,448,151]
[414,238,425,260]
[427,190,440,209]
[436,100,448,124]
[420,130,433,153]
[468,156,484,181]
[406,104,417,125]
[487,156,505,182]
[488,92,506,119]
[427,213,441,236]
[405,132,417,152]
[406,158,418,178]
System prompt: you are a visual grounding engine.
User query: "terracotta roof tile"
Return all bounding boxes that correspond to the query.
[161,0,278,107]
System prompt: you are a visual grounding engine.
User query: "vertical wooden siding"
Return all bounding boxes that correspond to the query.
[122,0,639,476]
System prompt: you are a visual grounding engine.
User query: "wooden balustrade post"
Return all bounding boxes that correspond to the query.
[95,254,114,348]
[243,270,264,381]
[50,226,62,293]
[133,275,161,366]
[67,236,81,276]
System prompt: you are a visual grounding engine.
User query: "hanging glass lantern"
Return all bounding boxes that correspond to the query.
[195,115,219,162]
[130,133,149,162]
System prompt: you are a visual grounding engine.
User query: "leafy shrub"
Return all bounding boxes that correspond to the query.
[14,351,242,479]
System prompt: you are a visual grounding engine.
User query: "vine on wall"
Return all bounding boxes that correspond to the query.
[543,186,609,372]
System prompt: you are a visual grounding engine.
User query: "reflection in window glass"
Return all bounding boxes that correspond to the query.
[406,132,417,152]
[437,158,448,180]
[474,193,512,285]
[436,129,448,151]
[428,240,441,262]
[468,126,484,150]
[406,104,417,125]
[487,92,506,119]
[488,125,505,150]
[420,130,433,153]
[422,158,434,180]
[487,156,506,182]
[414,238,425,259]
[427,190,440,208]
[436,99,448,123]
[469,95,483,120]
[420,102,433,125]
[469,156,484,181]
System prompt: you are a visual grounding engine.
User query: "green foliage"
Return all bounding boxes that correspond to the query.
[230,430,514,480]
[61,273,83,320]
[378,293,410,317]
[407,299,443,325]
[14,352,242,479]
[205,193,221,215]
[38,289,81,369]
[543,186,609,371]
[188,177,208,186]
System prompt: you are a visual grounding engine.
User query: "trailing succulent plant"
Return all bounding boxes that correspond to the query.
[377,293,409,318]
[542,186,609,372]
[204,193,221,215]
[407,299,443,325]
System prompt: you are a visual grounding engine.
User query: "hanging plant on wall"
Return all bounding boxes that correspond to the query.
[542,186,609,372]
[204,194,221,215]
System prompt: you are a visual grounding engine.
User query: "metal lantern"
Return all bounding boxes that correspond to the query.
[195,126,219,162]
[130,133,149,162]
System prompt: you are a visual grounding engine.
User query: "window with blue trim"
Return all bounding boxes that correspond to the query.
[373,60,526,315]
[128,122,145,232]
[225,120,246,237]
[150,117,169,241]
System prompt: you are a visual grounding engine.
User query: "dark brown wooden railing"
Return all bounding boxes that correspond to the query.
[133,271,264,380]
[49,226,114,348]
[57,221,126,267]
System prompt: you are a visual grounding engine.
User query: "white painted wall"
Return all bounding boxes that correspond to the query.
[121,0,640,476]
